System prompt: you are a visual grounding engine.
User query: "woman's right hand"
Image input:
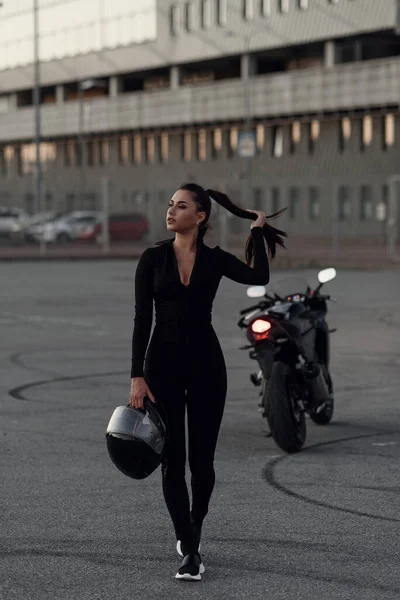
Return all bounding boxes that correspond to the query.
[129,377,156,409]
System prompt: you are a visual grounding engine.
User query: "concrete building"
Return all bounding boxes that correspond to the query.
[0,0,400,240]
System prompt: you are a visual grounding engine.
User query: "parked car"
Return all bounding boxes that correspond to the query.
[78,213,149,242]
[0,206,29,238]
[28,211,101,244]
[10,211,58,243]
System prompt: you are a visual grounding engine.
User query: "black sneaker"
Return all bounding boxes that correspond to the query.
[175,553,205,582]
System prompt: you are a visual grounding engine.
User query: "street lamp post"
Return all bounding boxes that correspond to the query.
[225,31,255,217]
[242,34,254,208]
[33,0,42,216]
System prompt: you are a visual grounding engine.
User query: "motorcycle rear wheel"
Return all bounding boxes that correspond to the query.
[265,361,306,453]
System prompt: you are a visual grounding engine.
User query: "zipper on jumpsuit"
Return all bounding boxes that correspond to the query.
[172,242,201,396]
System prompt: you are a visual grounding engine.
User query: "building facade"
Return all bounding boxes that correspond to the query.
[0,0,400,240]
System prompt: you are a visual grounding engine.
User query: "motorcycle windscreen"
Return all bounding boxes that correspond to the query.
[269,276,309,299]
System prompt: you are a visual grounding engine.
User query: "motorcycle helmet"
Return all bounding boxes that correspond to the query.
[106,397,167,480]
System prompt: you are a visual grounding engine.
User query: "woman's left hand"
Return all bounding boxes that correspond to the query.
[247,209,267,229]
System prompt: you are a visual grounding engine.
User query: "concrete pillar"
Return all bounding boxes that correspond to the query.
[354,40,363,62]
[109,76,121,98]
[241,53,256,80]
[56,85,65,104]
[324,40,336,68]
[170,66,180,90]
[8,93,18,111]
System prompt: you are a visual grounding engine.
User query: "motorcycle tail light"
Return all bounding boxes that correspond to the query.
[251,319,272,341]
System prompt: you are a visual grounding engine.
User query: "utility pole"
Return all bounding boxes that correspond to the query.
[33,0,42,216]
[225,31,255,209]
[78,84,85,210]
[242,34,253,208]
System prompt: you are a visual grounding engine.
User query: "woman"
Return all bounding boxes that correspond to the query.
[129,183,286,581]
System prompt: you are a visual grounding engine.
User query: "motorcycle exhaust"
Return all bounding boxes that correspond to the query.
[302,362,329,407]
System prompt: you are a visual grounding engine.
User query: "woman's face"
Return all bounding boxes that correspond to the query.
[166,189,206,233]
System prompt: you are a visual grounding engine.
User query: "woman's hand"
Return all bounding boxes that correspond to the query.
[129,377,156,409]
[247,209,267,229]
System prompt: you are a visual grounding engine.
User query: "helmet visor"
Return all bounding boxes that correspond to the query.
[106,405,164,454]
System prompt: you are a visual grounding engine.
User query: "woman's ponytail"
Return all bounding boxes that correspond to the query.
[206,189,287,263]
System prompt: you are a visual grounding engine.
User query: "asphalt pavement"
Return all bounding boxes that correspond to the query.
[0,261,399,600]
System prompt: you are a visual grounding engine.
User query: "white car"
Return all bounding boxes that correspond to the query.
[10,211,58,243]
[29,211,101,244]
[0,206,30,237]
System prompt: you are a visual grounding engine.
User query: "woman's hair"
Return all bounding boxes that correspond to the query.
[179,182,287,263]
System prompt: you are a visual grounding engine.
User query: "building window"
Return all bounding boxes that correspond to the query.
[146,135,155,163]
[119,136,129,164]
[229,127,239,158]
[338,186,352,221]
[86,140,95,167]
[279,0,289,14]
[308,120,320,154]
[133,134,142,164]
[99,140,109,165]
[0,147,6,176]
[253,188,264,210]
[383,114,395,150]
[160,133,169,163]
[42,142,57,165]
[272,126,284,157]
[289,188,300,220]
[64,140,72,167]
[260,0,271,16]
[16,146,23,176]
[85,193,97,211]
[212,128,223,157]
[243,0,255,20]
[197,129,207,161]
[170,5,181,36]
[182,131,192,162]
[256,124,265,150]
[309,187,320,220]
[298,0,308,8]
[19,144,36,175]
[339,117,351,152]
[185,2,195,31]
[0,95,9,114]
[5,146,15,175]
[24,193,35,214]
[271,187,280,213]
[66,193,76,212]
[360,186,373,221]
[380,184,388,221]
[361,115,373,151]
[200,0,211,28]
[216,0,227,25]
[44,193,53,211]
[290,121,301,153]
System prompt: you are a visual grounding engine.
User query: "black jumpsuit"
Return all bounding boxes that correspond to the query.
[131,227,269,550]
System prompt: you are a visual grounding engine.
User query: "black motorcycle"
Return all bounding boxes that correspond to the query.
[237,268,337,453]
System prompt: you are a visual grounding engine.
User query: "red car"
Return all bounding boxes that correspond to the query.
[79,213,149,242]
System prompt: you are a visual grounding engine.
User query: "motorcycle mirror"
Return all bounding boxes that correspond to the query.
[246,286,266,298]
[317,267,337,284]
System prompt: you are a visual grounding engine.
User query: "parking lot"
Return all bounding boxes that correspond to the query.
[1,260,399,600]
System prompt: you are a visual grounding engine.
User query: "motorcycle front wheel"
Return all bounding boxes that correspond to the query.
[265,361,306,453]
